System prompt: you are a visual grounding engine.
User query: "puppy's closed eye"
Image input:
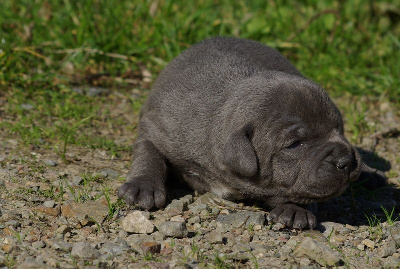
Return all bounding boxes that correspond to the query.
[285,140,303,149]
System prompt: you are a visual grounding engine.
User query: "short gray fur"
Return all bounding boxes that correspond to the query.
[118,37,384,229]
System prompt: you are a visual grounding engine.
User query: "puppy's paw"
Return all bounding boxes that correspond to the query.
[118,177,166,210]
[268,204,316,230]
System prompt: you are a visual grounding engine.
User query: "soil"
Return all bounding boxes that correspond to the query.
[0,90,399,268]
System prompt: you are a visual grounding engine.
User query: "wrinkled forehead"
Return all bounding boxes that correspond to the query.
[266,82,343,132]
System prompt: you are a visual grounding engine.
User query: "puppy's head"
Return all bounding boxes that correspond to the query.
[219,72,362,204]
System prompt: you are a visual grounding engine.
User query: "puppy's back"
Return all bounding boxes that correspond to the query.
[140,37,302,164]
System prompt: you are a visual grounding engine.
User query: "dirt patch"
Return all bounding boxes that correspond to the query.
[0,91,399,268]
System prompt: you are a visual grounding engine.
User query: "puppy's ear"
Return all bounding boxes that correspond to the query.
[220,124,258,177]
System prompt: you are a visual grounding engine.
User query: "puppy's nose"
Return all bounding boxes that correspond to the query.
[336,155,352,170]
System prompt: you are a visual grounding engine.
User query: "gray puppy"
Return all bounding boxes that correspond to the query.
[118,37,365,229]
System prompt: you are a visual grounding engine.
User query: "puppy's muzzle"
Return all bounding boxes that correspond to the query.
[325,143,358,179]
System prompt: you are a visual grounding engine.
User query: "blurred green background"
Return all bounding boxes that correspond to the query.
[0,0,399,153]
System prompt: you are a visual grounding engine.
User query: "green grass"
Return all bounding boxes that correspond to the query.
[0,0,399,152]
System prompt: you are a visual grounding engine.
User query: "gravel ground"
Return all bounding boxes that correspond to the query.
[0,92,399,269]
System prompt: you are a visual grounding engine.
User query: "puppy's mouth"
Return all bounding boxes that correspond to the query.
[290,182,349,205]
[291,148,360,204]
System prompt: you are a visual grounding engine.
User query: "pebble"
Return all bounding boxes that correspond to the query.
[386,224,400,247]
[165,200,186,216]
[361,239,375,249]
[140,241,161,254]
[99,241,129,258]
[61,198,109,224]
[86,87,110,97]
[299,257,311,266]
[158,221,188,238]
[47,239,73,252]
[72,176,83,186]
[188,203,208,214]
[21,103,34,110]
[320,222,350,237]
[44,159,57,166]
[205,229,224,244]
[98,168,119,179]
[71,241,100,259]
[188,216,201,224]
[16,259,50,269]
[216,211,265,228]
[293,237,342,266]
[32,205,61,217]
[170,215,185,222]
[55,224,72,236]
[121,210,154,234]
[125,234,156,252]
[43,200,55,208]
[31,240,45,249]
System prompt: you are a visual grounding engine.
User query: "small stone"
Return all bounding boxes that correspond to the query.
[361,239,375,249]
[125,234,156,252]
[387,224,400,248]
[188,203,208,214]
[158,221,188,238]
[166,199,189,216]
[147,262,170,269]
[121,211,154,234]
[240,230,253,243]
[61,198,109,224]
[16,259,50,269]
[293,237,342,266]
[71,241,100,259]
[210,207,220,215]
[320,222,350,237]
[377,240,397,258]
[99,241,129,258]
[140,242,161,254]
[32,205,61,217]
[1,243,14,253]
[160,245,173,256]
[44,159,57,166]
[170,215,185,222]
[72,176,83,186]
[280,236,302,256]
[47,239,73,252]
[272,222,285,231]
[188,216,201,224]
[357,244,365,251]
[216,211,265,228]
[253,224,262,231]
[55,224,72,236]
[220,209,229,215]
[21,103,34,110]
[382,255,400,268]
[32,240,46,249]
[98,168,119,179]
[43,200,55,208]
[192,192,238,208]
[192,223,201,230]
[86,87,110,97]
[205,229,224,244]
[299,258,311,266]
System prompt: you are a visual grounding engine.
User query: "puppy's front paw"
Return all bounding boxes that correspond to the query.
[118,177,166,210]
[268,204,316,229]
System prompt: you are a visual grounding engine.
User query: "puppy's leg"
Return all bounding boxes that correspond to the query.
[118,138,167,210]
[268,203,317,230]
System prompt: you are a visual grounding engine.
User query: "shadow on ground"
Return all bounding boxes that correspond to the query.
[162,147,399,228]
